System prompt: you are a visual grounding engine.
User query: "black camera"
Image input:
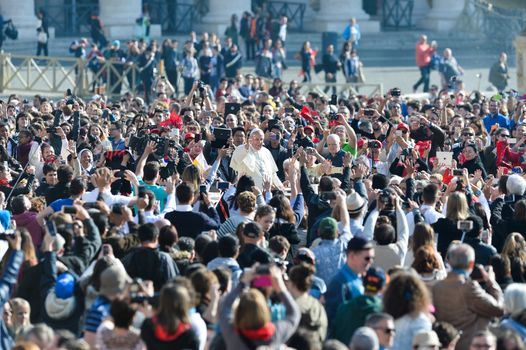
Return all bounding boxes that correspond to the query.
[129,134,178,160]
[198,80,205,97]
[368,141,381,149]
[329,111,339,121]
[391,88,401,97]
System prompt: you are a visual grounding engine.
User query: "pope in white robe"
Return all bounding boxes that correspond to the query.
[230,128,283,189]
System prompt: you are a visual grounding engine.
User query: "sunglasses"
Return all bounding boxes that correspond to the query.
[364,256,374,262]
[374,327,396,335]
[500,134,510,138]
[463,133,474,136]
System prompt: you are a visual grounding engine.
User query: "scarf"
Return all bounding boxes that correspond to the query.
[238,322,276,341]
[153,317,191,341]
[0,178,10,187]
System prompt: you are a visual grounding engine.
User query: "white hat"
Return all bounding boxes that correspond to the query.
[413,330,441,348]
[347,190,366,214]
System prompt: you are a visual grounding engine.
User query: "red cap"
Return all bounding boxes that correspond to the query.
[397,123,409,131]
[304,125,315,133]
[184,132,195,140]
[357,138,366,149]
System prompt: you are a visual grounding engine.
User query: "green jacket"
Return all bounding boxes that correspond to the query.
[330,294,382,345]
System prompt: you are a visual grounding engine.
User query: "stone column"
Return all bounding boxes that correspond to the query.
[199,0,251,35]
[421,0,465,31]
[1,0,37,40]
[311,0,380,33]
[514,35,526,93]
[99,0,142,38]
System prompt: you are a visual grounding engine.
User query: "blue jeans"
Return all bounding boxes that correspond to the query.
[414,65,431,92]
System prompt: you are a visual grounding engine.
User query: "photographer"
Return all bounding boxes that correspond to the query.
[490,174,526,251]
[39,232,85,336]
[362,191,409,269]
[218,264,300,350]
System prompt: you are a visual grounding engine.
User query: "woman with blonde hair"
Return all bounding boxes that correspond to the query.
[219,265,300,349]
[502,232,526,283]
[383,271,433,350]
[433,192,471,257]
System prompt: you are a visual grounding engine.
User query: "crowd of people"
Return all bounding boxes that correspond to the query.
[0,8,522,350]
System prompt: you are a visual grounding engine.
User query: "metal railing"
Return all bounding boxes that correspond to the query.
[455,0,526,50]
[0,54,140,99]
[146,0,206,34]
[35,0,98,36]
[382,0,414,29]
[298,82,384,98]
[266,1,306,31]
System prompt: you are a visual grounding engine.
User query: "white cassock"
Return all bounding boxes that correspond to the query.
[230,144,282,189]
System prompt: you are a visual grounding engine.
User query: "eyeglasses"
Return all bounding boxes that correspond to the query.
[463,133,474,136]
[500,134,510,138]
[364,256,374,262]
[471,344,493,349]
[373,327,395,335]
[401,130,408,134]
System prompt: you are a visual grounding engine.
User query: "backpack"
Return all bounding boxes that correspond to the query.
[4,22,18,40]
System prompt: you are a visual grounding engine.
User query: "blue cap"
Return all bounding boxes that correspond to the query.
[55,272,75,299]
[112,40,120,47]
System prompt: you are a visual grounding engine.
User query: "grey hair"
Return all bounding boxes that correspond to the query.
[446,243,475,270]
[327,134,341,144]
[504,283,526,314]
[507,174,526,195]
[350,327,379,350]
[365,312,394,327]
[249,128,264,138]
[19,323,55,345]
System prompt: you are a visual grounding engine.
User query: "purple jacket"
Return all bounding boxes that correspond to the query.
[13,211,45,247]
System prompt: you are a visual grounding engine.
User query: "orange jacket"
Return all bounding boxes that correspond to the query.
[415,42,434,68]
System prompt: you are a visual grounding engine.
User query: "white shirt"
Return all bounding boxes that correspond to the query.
[406,204,444,236]
[82,188,133,206]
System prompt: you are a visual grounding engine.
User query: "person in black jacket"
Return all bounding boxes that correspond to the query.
[322,44,340,95]
[463,215,497,265]
[164,182,220,239]
[45,164,73,204]
[141,282,199,350]
[490,174,526,251]
[266,123,292,182]
[122,223,179,291]
[433,191,473,258]
[460,143,487,179]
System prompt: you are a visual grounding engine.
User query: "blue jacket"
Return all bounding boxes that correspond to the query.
[0,250,23,350]
[483,113,509,132]
[324,264,364,327]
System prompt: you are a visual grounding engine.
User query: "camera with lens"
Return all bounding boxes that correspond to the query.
[129,133,178,160]
[391,88,401,97]
[378,188,396,210]
[198,80,206,97]
[329,111,339,121]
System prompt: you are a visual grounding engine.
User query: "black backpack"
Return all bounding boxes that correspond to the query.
[4,22,17,40]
